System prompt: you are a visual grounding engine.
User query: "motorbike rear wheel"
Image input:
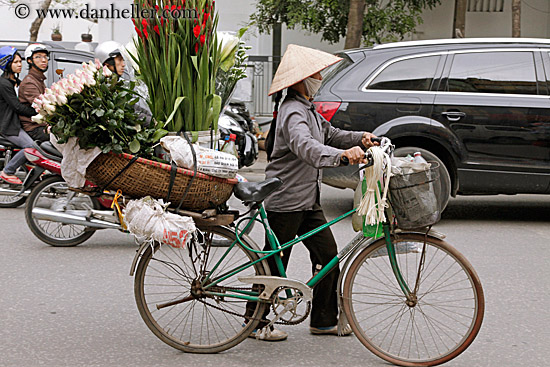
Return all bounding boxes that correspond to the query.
[25,176,97,247]
[0,165,28,208]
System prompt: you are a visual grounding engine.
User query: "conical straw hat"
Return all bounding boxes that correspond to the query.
[268,44,342,96]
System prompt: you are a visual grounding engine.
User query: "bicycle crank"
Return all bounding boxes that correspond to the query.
[238,276,313,301]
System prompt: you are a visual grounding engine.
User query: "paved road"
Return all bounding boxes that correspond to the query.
[1,186,549,367]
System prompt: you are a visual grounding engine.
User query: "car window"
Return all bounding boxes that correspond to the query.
[52,53,93,82]
[321,53,352,84]
[366,55,440,91]
[446,51,537,95]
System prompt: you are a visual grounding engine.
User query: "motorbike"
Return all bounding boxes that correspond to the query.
[23,142,119,247]
[0,135,37,208]
[227,99,254,132]
[24,141,257,247]
[219,106,258,168]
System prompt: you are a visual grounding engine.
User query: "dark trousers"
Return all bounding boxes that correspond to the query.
[27,127,49,142]
[246,204,340,328]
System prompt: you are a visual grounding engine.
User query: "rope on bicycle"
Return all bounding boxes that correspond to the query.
[356,146,392,226]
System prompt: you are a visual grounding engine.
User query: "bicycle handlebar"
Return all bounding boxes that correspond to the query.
[340,136,389,167]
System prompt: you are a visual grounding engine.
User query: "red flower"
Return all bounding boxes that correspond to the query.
[161,17,164,26]
[141,18,148,28]
[195,43,199,53]
[193,25,201,38]
[132,18,136,26]
[177,5,181,10]
[135,26,142,39]
[154,25,160,35]
[203,12,210,23]
[143,27,149,39]
[154,5,159,11]
[171,5,176,10]
[200,34,206,45]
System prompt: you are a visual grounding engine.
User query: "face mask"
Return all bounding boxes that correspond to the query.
[303,77,322,97]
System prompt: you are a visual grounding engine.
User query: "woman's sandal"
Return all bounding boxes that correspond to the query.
[0,171,23,185]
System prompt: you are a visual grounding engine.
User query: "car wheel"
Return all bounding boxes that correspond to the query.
[393,147,451,211]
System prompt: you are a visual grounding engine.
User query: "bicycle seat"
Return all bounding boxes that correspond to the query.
[233,177,283,204]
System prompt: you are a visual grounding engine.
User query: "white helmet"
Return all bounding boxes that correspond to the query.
[24,43,49,60]
[94,41,122,65]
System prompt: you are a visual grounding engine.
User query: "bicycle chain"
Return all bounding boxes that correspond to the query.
[197,285,309,326]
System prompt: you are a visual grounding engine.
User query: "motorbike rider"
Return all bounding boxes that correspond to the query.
[94,41,126,77]
[0,46,37,184]
[19,44,50,142]
[95,41,151,124]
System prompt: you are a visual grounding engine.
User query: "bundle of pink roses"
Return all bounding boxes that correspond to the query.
[32,61,112,124]
[30,60,155,156]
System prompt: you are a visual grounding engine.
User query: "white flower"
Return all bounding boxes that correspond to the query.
[55,92,67,105]
[218,31,239,72]
[32,97,43,110]
[43,103,56,114]
[31,114,43,123]
[102,65,113,77]
[42,90,57,105]
[122,39,140,74]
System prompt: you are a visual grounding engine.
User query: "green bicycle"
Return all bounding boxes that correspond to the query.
[130,140,484,367]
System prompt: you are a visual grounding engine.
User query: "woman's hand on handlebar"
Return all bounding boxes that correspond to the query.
[341,146,368,165]
[362,132,380,148]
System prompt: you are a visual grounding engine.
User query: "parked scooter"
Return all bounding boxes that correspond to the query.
[219,107,258,168]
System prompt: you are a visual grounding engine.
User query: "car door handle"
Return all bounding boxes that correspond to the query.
[442,111,466,121]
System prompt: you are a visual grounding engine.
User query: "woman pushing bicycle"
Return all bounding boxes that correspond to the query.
[245,44,379,341]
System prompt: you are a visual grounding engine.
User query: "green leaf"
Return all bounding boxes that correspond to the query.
[163,96,186,129]
[152,129,169,142]
[191,55,199,73]
[129,139,140,153]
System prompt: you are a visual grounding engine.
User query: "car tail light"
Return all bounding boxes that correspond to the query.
[314,101,341,122]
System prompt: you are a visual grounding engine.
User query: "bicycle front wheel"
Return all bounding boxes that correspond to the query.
[343,233,484,366]
[134,226,269,353]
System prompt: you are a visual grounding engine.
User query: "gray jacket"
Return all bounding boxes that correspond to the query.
[264,89,364,212]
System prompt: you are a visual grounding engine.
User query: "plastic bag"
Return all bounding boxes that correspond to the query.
[160,136,239,179]
[124,196,196,249]
[352,173,384,239]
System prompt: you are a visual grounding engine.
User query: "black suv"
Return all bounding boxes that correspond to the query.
[315,38,550,204]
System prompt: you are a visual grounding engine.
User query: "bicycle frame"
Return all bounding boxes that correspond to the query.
[200,203,415,304]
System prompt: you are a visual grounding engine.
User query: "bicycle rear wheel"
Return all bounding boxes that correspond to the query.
[134,226,269,353]
[342,233,484,367]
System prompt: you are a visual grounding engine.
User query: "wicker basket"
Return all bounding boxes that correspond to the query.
[85,152,237,210]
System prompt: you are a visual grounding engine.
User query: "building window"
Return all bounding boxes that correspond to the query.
[468,0,504,12]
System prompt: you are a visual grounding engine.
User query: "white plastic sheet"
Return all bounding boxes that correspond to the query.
[160,136,238,179]
[50,135,102,188]
[124,196,196,248]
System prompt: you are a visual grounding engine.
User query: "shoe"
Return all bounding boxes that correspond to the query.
[0,171,22,185]
[248,327,288,341]
[310,324,353,336]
